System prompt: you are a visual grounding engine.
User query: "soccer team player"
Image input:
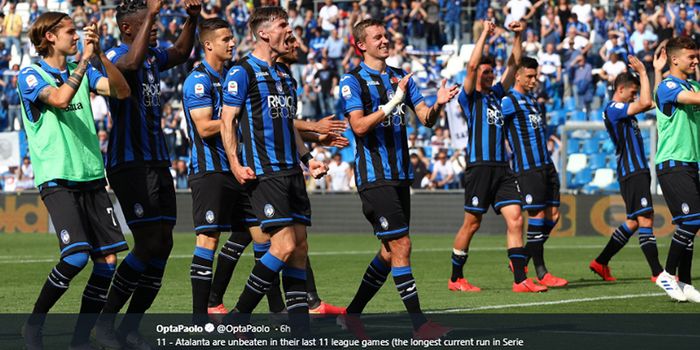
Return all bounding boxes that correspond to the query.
[18,12,131,350]
[589,56,664,282]
[502,56,568,288]
[339,18,458,340]
[449,20,547,293]
[652,37,700,303]
[220,6,328,334]
[93,0,202,348]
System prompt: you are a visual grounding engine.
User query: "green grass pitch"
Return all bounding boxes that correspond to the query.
[1,233,698,313]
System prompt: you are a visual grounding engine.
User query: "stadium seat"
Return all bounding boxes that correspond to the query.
[572,110,587,122]
[566,153,588,174]
[582,138,600,154]
[603,181,621,192]
[566,138,581,154]
[594,130,609,140]
[570,168,593,189]
[565,97,576,111]
[590,108,604,121]
[589,153,607,169]
[600,140,615,153]
[589,168,616,189]
[606,158,618,171]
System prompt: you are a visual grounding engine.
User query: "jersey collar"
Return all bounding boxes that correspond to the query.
[201,59,221,79]
[37,59,68,76]
[247,53,272,68]
[360,61,385,76]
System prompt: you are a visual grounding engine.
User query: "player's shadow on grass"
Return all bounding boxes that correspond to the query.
[559,279,636,289]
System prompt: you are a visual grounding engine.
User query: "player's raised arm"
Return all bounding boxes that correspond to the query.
[464,20,495,95]
[414,78,459,127]
[90,24,130,99]
[165,0,201,69]
[501,20,525,90]
[626,56,653,115]
[114,0,162,72]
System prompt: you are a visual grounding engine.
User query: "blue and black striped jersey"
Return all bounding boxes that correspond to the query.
[603,101,649,179]
[457,83,509,166]
[340,62,423,191]
[104,44,171,173]
[502,89,551,173]
[222,53,299,178]
[182,60,229,178]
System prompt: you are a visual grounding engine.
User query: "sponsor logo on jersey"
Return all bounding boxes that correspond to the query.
[25,75,38,88]
[666,81,677,89]
[63,102,84,112]
[194,83,205,95]
[228,81,238,95]
[342,85,352,100]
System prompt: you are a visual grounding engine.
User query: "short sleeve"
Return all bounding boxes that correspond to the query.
[223,65,249,108]
[152,47,169,70]
[105,46,126,64]
[18,67,50,104]
[501,95,516,121]
[183,71,213,111]
[406,74,424,107]
[656,79,684,107]
[340,74,363,114]
[605,102,629,122]
[86,63,106,92]
[492,82,506,99]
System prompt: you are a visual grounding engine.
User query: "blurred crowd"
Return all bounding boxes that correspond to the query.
[1,0,700,192]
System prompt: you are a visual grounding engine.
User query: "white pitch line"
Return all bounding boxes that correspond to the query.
[430,292,666,313]
[0,244,667,264]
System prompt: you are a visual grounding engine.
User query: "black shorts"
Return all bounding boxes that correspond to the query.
[359,185,410,240]
[108,166,177,228]
[620,172,654,219]
[41,186,127,259]
[463,165,522,214]
[190,173,258,234]
[658,168,700,224]
[516,164,561,211]
[248,172,311,233]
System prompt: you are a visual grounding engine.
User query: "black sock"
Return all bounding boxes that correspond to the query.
[71,262,115,346]
[102,253,146,315]
[508,248,528,283]
[596,223,634,265]
[392,266,427,330]
[347,255,390,314]
[450,249,468,282]
[29,254,87,325]
[665,225,697,276]
[209,231,250,307]
[678,235,695,284]
[234,252,285,313]
[282,268,310,335]
[252,242,285,313]
[305,258,321,309]
[638,227,664,277]
[119,258,167,335]
[191,247,215,315]
[525,218,548,279]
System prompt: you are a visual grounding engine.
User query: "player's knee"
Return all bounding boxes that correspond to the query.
[636,215,653,228]
[507,215,524,231]
[62,252,90,269]
[270,239,296,262]
[548,210,560,223]
[625,219,640,232]
[94,253,118,265]
[388,236,412,256]
[196,233,220,250]
[461,219,480,235]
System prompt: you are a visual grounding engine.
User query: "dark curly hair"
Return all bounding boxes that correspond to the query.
[116,0,147,24]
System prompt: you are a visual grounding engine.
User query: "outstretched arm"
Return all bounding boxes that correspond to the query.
[165,0,201,69]
[626,56,653,115]
[463,20,495,95]
[414,79,459,127]
[115,0,162,72]
[501,20,525,90]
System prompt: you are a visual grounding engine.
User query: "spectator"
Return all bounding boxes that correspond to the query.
[599,33,628,63]
[289,7,304,30]
[504,0,541,28]
[473,0,490,40]
[173,160,188,190]
[556,0,573,29]
[541,5,563,48]
[300,84,319,120]
[408,1,427,50]
[90,92,109,131]
[227,0,250,40]
[0,41,10,71]
[323,29,345,71]
[429,151,454,189]
[629,20,658,55]
[2,3,22,64]
[600,52,627,97]
[316,57,339,118]
[16,157,34,191]
[442,0,462,45]
[326,153,351,192]
[98,129,109,159]
[523,30,542,58]
[309,27,326,54]
[565,13,590,39]
[29,2,43,26]
[318,0,339,33]
[557,25,591,63]
[362,0,384,21]
[423,0,441,48]
[3,75,19,131]
[571,0,593,27]
[410,153,429,189]
[571,54,593,114]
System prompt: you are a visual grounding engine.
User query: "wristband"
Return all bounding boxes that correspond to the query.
[380,87,406,115]
[301,153,312,167]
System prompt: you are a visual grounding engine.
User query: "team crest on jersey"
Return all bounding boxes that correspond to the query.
[682,203,690,214]
[641,197,648,207]
[194,83,205,96]
[25,74,38,88]
[387,90,394,100]
[228,81,238,95]
[134,203,144,218]
[275,81,284,93]
[205,210,215,224]
[60,230,70,244]
[342,85,352,100]
[264,204,275,218]
[525,194,533,205]
[471,196,479,207]
[147,70,155,83]
[666,81,677,89]
[390,76,400,85]
[379,216,389,230]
